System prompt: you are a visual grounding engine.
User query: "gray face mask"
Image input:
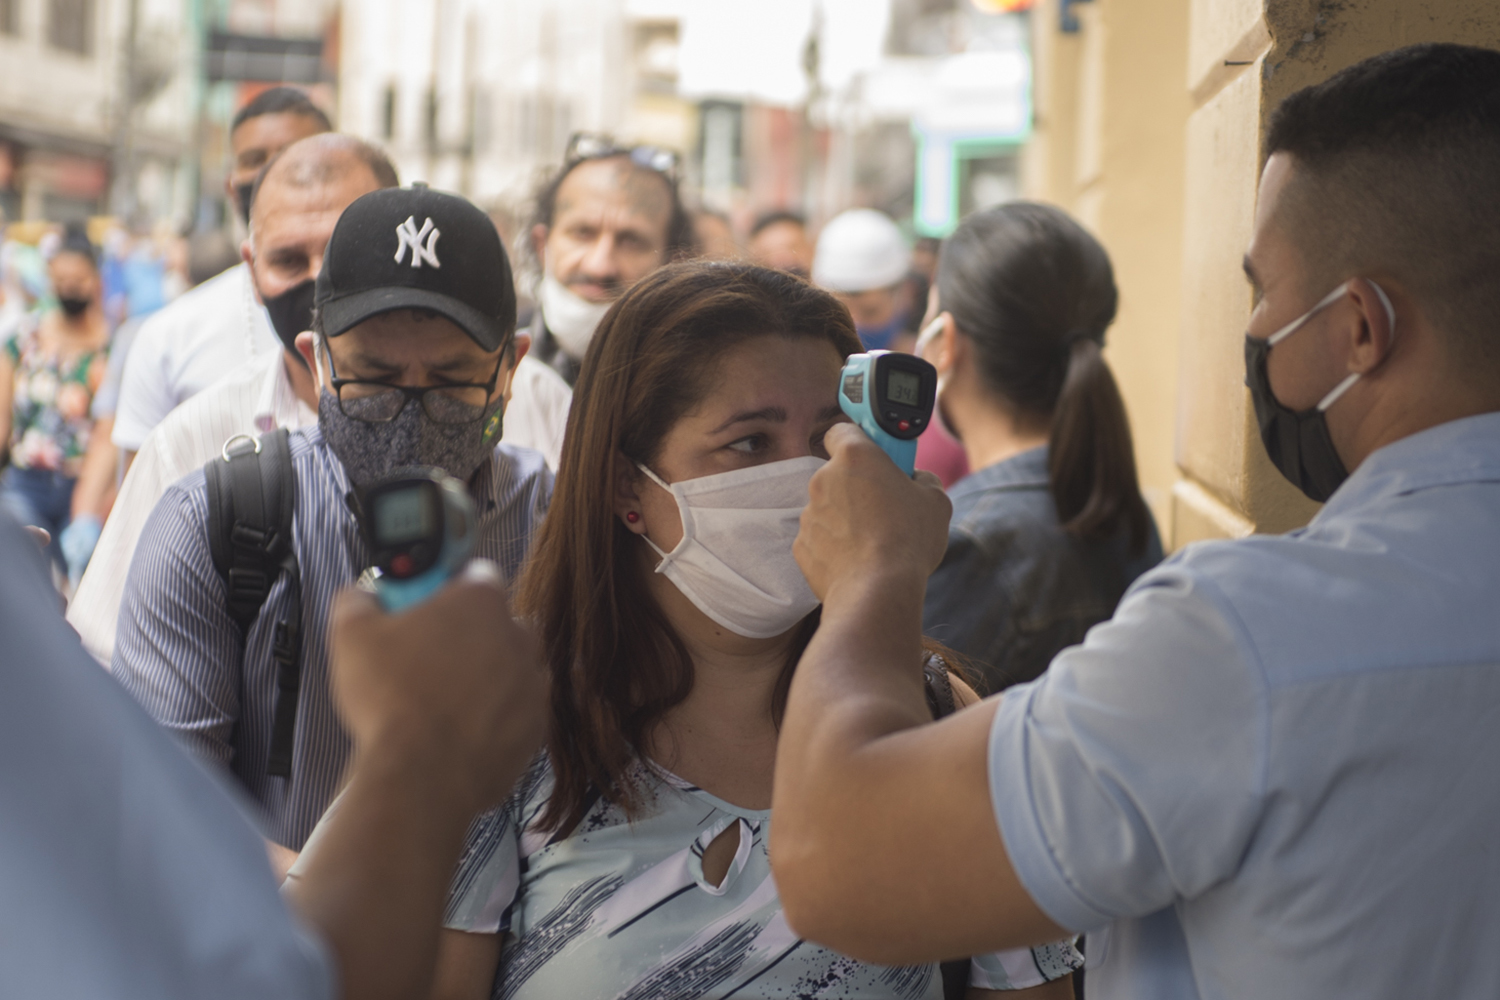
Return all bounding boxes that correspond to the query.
[317,389,504,488]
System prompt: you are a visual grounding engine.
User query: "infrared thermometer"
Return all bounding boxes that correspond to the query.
[359,467,476,613]
[838,350,938,476]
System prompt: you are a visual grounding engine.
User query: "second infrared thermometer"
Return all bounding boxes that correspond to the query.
[838,351,938,476]
[359,467,476,613]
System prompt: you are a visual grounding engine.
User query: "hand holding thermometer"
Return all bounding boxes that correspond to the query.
[837,350,938,476]
[358,467,476,613]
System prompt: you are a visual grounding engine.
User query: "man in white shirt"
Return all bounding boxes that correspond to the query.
[70,133,397,663]
[111,88,331,461]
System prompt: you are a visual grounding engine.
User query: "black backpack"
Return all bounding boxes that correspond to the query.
[204,428,302,778]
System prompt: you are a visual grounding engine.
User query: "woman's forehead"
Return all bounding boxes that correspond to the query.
[686,337,843,417]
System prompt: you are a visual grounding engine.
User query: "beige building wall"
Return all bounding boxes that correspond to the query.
[1025,0,1500,548]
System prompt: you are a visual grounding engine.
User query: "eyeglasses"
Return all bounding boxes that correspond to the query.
[565,132,680,181]
[321,338,506,425]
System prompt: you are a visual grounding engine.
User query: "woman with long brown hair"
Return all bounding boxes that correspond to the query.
[429,261,1080,999]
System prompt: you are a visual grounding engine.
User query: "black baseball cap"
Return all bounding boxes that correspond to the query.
[314,184,517,351]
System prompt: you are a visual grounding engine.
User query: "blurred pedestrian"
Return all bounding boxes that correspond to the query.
[111,87,331,467]
[748,209,814,278]
[524,132,695,385]
[812,208,911,351]
[0,225,111,580]
[917,203,1162,694]
[113,186,552,881]
[692,208,739,259]
[69,134,398,665]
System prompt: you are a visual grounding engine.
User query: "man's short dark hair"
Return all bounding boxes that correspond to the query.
[231,86,333,135]
[750,210,806,239]
[1265,43,1500,374]
[525,152,695,278]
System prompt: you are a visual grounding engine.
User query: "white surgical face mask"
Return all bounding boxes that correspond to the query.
[539,271,612,361]
[637,456,824,639]
[915,314,960,440]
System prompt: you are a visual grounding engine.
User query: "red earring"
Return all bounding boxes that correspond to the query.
[626,511,640,523]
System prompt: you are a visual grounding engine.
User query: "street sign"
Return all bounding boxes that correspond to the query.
[205,31,328,84]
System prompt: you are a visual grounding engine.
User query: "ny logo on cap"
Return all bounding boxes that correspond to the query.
[394,216,441,269]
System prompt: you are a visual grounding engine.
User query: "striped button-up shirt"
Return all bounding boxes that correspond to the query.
[112,424,553,849]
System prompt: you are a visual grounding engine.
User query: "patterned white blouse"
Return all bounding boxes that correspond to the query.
[443,755,1082,999]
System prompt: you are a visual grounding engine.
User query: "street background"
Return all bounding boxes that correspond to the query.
[2,0,1498,549]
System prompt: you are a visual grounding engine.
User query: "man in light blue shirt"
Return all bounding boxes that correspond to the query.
[770,43,1500,999]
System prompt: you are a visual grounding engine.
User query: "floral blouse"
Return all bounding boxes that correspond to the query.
[5,317,106,476]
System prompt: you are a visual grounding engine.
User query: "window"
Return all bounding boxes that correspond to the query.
[381,84,397,141]
[424,88,439,153]
[49,0,94,56]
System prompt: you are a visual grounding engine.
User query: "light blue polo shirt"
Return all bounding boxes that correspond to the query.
[989,412,1500,999]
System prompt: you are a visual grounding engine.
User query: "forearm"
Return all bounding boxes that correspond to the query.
[283,743,494,1000]
[773,571,1063,961]
[72,416,118,518]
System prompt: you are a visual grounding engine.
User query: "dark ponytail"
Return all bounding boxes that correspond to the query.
[937,202,1150,553]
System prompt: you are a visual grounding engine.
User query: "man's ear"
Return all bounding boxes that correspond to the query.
[531,224,550,271]
[241,240,262,304]
[500,333,531,404]
[612,452,648,536]
[1345,278,1398,376]
[295,331,321,384]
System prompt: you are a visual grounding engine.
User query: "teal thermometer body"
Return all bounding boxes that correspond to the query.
[838,350,938,476]
[360,467,476,613]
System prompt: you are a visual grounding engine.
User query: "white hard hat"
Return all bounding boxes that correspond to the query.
[812,209,910,293]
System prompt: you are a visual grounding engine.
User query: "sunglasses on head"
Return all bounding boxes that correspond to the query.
[565,132,680,181]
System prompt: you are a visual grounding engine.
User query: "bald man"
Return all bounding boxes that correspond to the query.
[69,135,398,667]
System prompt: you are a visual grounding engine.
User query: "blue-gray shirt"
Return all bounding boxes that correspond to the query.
[0,512,331,998]
[989,412,1500,999]
[113,425,552,850]
[923,446,1161,693]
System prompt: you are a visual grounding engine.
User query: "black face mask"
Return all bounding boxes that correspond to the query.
[58,295,91,318]
[236,182,255,225]
[263,279,316,368]
[1243,334,1350,503]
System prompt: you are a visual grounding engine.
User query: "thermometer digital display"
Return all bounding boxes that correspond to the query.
[358,467,476,613]
[837,351,938,476]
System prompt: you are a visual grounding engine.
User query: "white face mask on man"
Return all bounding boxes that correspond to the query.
[636,456,825,639]
[539,271,612,361]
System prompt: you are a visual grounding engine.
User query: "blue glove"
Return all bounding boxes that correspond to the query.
[61,514,102,586]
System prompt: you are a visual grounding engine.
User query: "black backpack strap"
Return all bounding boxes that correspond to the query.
[204,428,302,778]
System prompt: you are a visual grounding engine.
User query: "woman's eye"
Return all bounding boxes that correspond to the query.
[727,434,767,454]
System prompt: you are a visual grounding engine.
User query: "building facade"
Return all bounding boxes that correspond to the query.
[0,0,197,225]
[1023,0,1500,547]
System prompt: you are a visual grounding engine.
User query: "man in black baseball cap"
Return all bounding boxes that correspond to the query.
[114,185,553,878]
[301,184,528,487]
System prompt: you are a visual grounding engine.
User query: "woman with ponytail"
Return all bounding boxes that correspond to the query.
[918,203,1162,694]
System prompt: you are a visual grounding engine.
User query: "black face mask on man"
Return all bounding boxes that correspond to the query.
[263,279,316,367]
[236,182,255,226]
[1243,280,1396,503]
